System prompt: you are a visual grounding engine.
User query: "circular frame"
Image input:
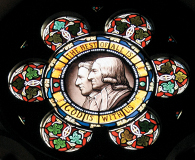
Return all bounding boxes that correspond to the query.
[44,34,155,128]
[8,59,47,102]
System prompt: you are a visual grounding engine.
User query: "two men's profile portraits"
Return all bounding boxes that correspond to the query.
[65,53,134,112]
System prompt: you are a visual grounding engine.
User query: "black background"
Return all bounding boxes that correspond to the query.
[0,0,195,160]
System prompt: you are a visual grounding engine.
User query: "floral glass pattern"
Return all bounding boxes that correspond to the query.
[105,13,153,47]
[7,10,191,153]
[40,112,93,152]
[43,34,155,128]
[41,14,90,51]
[8,61,46,102]
[109,110,160,150]
[152,56,189,98]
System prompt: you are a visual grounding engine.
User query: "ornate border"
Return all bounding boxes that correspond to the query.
[44,34,155,128]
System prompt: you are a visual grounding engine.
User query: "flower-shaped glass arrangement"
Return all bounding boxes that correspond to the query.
[8,11,189,152]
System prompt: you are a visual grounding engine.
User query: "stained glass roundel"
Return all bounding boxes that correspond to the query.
[41,12,90,51]
[105,13,153,48]
[109,108,160,150]
[8,60,47,102]
[40,111,93,152]
[151,55,189,98]
[44,34,155,128]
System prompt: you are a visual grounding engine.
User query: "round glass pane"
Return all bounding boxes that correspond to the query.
[44,34,155,128]
[41,12,90,51]
[8,60,47,102]
[105,13,153,48]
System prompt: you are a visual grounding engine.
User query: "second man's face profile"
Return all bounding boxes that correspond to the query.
[88,62,107,90]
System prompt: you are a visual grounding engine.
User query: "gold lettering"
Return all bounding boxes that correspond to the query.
[109,114,112,120]
[89,42,94,49]
[76,111,83,118]
[84,44,88,50]
[101,115,109,122]
[74,47,80,54]
[110,43,115,50]
[83,114,98,123]
[99,111,126,124]
[127,104,134,110]
[71,109,77,115]
[69,49,77,56]
[64,105,71,112]
[126,51,132,58]
[116,44,120,52]
[92,42,97,48]
[79,42,97,51]
[99,41,109,48]
[88,115,93,121]
[65,54,73,60]
[111,113,117,119]
[123,108,131,113]
[109,42,128,55]
[122,103,134,116]
[117,111,124,118]
[80,44,86,51]
[99,42,103,47]
[120,47,124,53]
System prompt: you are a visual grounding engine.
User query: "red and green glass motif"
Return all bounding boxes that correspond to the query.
[40,113,93,152]
[42,16,90,51]
[7,11,190,153]
[8,62,45,102]
[105,13,153,47]
[109,110,160,150]
[152,57,189,98]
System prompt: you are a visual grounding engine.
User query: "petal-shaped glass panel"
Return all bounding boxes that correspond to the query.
[105,12,154,48]
[151,55,189,98]
[40,111,93,152]
[109,108,160,150]
[8,59,47,102]
[41,12,90,51]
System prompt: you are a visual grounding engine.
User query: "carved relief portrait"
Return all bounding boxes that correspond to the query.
[65,52,134,112]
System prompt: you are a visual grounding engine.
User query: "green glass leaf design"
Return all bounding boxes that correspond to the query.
[138,120,155,133]
[121,129,133,144]
[12,77,25,90]
[53,21,65,31]
[53,138,66,150]
[161,81,175,94]
[130,16,143,26]
[115,21,128,34]
[160,62,173,74]
[48,123,63,135]
[68,23,80,36]
[26,67,39,80]
[134,29,149,40]
[25,87,39,100]
[137,135,149,146]
[69,131,82,145]
[48,33,63,44]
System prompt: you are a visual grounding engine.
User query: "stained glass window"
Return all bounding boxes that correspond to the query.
[41,12,90,51]
[151,55,189,97]
[43,34,155,128]
[40,111,93,152]
[105,13,153,47]
[4,3,192,159]
[109,109,160,150]
[8,60,47,102]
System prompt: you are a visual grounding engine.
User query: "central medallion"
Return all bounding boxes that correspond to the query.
[44,34,155,128]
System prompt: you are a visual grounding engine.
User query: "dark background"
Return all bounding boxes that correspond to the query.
[1,0,195,159]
